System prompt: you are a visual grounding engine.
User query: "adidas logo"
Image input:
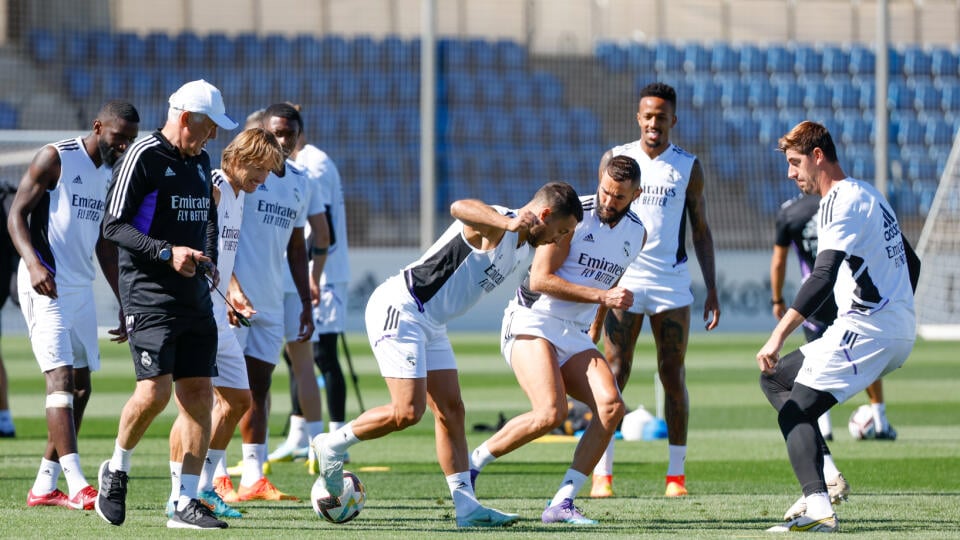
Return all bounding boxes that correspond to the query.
[257,184,268,191]
[165,167,176,177]
[72,175,82,184]
[584,233,595,243]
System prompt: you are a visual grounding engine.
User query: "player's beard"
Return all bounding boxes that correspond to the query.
[99,140,120,168]
[597,203,630,225]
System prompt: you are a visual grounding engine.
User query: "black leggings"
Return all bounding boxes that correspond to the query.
[760,349,838,496]
[286,333,347,422]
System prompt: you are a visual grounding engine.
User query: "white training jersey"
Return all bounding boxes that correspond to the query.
[30,137,112,288]
[612,141,695,285]
[817,178,915,339]
[282,155,328,294]
[234,160,309,313]
[513,195,646,326]
[402,206,531,324]
[296,144,349,285]
[210,169,244,329]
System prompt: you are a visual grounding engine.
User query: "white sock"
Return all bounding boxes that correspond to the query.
[447,471,481,517]
[214,453,228,478]
[32,458,61,495]
[550,469,588,507]
[817,411,832,437]
[870,402,887,431]
[286,415,307,447]
[805,492,833,518]
[200,449,225,491]
[240,443,263,487]
[109,440,132,473]
[666,445,687,476]
[470,442,496,471]
[59,453,88,497]
[177,473,200,510]
[326,422,360,454]
[822,454,840,482]
[307,421,325,441]
[593,439,614,476]
[329,421,345,433]
[169,461,183,503]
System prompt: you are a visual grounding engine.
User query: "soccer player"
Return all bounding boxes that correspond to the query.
[594,82,720,498]
[270,118,350,469]
[228,103,321,501]
[95,80,238,529]
[165,127,284,518]
[0,183,20,438]
[312,182,583,528]
[469,155,646,525]
[759,121,919,533]
[771,193,896,442]
[7,101,139,511]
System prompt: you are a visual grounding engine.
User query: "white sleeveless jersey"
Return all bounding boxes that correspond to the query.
[210,169,245,328]
[402,206,531,324]
[296,144,349,285]
[234,160,309,313]
[513,195,646,326]
[32,137,112,288]
[612,141,695,284]
[818,178,915,339]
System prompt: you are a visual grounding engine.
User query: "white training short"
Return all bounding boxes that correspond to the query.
[619,273,694,315]
[212,325,249,389]
[283,291,312,342]
[17,270,99,373]
[364,277,456,379]
[500,305,596,368]
[797,324,913,403]
[233,308,283,365]
[313,282,347,335]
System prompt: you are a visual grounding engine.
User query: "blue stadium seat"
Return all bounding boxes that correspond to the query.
[766,45,794,74]
[323,35,351,68]
[393,71,419,104]
[205,33,234,65]
[569,107,601,145]
[831,82,859,110]
[906,159,938,182]
[505,73,534,108]
[747,78,776,109]
[850,155,876,181]
[793,45,822,75]
[235,33,264,65]
[515,110,545,149]
[380,35,408,69]
[177,32,205,66]
[335,72,362,104]
[302,73,334,104]
[302,107,338,140]
[97,65,127,99]
[146,32,176,64]
[242,70,272,105]
[478,74,506,106]
[544,114,573,147]
[121,32,147,65]
[487,111,515,147]
[803,82,831,109]
[294,34,322,66]
[682,42,710,74]
[840,117,872,145]
[902,45,932,76]
[470,39,496,71]
[128,69,156,101]
[440,39,469,71]
[596,41,627,72]
[276,72,302,102]
[896,118,924,146]
[913,82,941,111]
[28,29,58,64]
[532,71,564,105]
[88,31,116,65]
[342,109,371,142]
[690,77,720,108]
[849,45,876,75]
[941,85,960,112]
[61,31,90,65]
[858,80,876,109]
[738,44,766,74]
[265,34,293,65]
[64,67,94,101]
[720,79,749,108]
[711,144,741,183]
[775,82,803,109]
[363,71,392,103]
[654,41,683,73]
[925,119,955,146]
[628,42,655,71]
[887,81,914,110]
[820,44,849,75]
[930,47,958,78]
[710,42,739,73]
[353,35,380,67]
[495,39,526,70]
[442,71,476,105]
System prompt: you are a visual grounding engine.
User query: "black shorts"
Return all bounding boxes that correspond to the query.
[126,312,218,381]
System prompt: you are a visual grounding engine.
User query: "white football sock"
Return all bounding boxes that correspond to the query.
[805,492,833,518]
[550,469,587,507]
[32,458,61,495]
[286,415,307,447]
[871,402,888,431]
[240,443,263,487]
[593,439,614,476]
[446,471,480,517]
[667,445,687,476]
[822,454,840,482]
[470,442,496,471]
[327,422,360,454]
[59,453,88,497]
[169,461,182,503]
[328,421,345,433]
[109,440,132,473]
[214,452,228,478]
[817,411,832,437]
[200,449,225,491]
[177,473,200,511]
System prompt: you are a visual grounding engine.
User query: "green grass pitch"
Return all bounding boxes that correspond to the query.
[1,332,958,538]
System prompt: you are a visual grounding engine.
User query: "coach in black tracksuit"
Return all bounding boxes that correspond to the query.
[95,80,239,530]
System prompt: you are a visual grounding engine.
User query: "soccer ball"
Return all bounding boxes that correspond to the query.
[847,404,876,440]
[311,470,366,523]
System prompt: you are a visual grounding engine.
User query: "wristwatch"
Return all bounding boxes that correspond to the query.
[158,245,172,263]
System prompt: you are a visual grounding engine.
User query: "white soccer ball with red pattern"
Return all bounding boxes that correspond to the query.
[847,404,876,440]
[311,470,366,523]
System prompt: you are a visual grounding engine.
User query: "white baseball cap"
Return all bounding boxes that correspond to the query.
[168,79,238,130]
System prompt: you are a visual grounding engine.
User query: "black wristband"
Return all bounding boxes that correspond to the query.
[771,298,785,305]
[311,246,328,257]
